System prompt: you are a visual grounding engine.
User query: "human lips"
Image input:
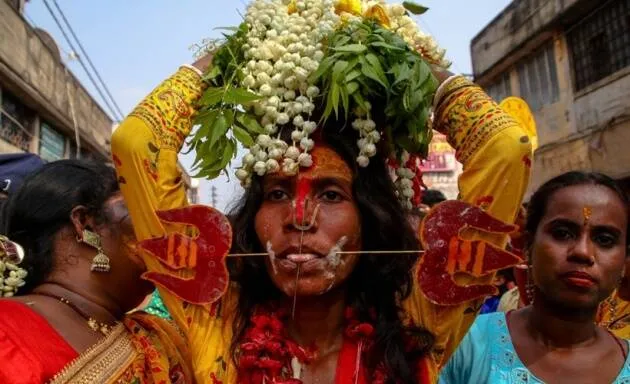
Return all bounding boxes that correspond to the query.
[561,271,597,288]
[274,246,326,273]
[287,254,318,263]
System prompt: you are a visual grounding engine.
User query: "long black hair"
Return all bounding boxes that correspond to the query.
[1,160,119,293]
[525,171,630,249]
[227,122,434,382]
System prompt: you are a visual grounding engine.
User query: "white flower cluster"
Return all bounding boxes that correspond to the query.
[394,151,418,210]
[235,0,340,185]
[0,259,27,297]
[386,3,450,68]
[231,0,448,190]
[351,102,379,167]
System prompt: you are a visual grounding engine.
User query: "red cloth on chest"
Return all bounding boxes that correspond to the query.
[335,337,367,384]
[0,300,78,384]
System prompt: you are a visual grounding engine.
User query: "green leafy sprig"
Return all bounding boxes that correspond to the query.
[188,23,264,179]
[310,19,438,158]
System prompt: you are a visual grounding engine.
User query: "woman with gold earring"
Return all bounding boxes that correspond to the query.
[0,160,192,383]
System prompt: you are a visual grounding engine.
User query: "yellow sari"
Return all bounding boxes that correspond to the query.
[49,313,192,384]
[598,290,630,339]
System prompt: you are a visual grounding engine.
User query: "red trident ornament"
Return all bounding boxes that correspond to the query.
[418,200,522,305]
[139,205,232,306]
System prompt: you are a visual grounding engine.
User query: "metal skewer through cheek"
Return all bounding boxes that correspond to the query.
[230,198,422,317]
[227,250,426,257]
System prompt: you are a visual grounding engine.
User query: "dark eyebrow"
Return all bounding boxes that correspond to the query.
[548,218,622,237]
[591,225,623,238]
[547,218,581,229]
[262,177,292,191]
[311,176,352,191]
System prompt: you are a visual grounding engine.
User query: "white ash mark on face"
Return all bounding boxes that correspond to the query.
[267,241,278,274]
[320,276,336,295]
[325,236,348,268]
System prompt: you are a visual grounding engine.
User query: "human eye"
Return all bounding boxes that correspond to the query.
[318,189,344,202]
[550,225,575,241]
[265,189,290,201]
[593,232,619,249]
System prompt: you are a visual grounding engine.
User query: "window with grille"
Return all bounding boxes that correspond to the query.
[0,89,33,151]
[486,72,512,102]
[517,41,560,112]
[39,122,65,162]
[567,0,630,91]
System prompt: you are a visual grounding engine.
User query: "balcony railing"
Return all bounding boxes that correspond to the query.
[0,109,31,151]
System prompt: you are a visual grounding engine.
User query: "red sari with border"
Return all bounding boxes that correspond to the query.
[0,300,78,384]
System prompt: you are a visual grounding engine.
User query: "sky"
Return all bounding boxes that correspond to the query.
[24,0,512,212]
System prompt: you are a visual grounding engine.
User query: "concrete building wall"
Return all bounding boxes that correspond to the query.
[0,0,112,159]
[471,0,580,78]
[471,0,630,196]
[572,68,630,133]
[530,42,630,192]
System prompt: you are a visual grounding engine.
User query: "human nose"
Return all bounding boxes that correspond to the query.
[568,233,595,266]
[284,198,320,232]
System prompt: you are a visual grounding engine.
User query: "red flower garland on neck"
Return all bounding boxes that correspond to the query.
[235,305,388,384]
[237,306,314,383]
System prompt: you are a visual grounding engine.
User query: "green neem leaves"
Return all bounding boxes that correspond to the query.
[310,20,438,158]
[190,22,265,179]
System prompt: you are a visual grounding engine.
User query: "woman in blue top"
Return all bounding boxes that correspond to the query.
[440,171,630,384]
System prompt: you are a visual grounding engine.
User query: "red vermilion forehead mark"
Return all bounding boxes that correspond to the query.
[295,176,312,225]
[300,146,352,182]
[284,146,353,224]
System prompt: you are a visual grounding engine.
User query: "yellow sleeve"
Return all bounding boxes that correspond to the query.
[111,65,202,327]
[111,67,236,382]
[401,77,532,372]
[598,291,630,339]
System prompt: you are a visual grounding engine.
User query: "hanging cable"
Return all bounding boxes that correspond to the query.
[51,0,125,120]
[41,0,123,122]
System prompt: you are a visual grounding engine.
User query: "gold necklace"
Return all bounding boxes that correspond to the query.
[601,296,619,329]
[34,292,117,336]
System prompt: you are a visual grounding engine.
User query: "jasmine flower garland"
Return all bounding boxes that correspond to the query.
[191,0,449,208]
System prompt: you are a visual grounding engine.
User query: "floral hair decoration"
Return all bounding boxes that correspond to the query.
[0,235,27,297]
[190,0,449,209]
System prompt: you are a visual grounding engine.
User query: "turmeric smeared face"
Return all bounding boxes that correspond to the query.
[255,146,361,297]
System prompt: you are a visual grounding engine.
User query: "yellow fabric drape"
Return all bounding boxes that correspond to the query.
[50,314,192,384]
[597,291,630,339]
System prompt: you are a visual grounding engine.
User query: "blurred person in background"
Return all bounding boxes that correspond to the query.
[0,153,44,220]
[480,269,517,314]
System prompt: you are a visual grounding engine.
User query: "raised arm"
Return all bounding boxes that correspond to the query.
[402,73,532,371]
[111,65,204,240]
[111,64,207,330]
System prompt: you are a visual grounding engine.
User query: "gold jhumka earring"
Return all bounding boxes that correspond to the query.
[78,229,110,272]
